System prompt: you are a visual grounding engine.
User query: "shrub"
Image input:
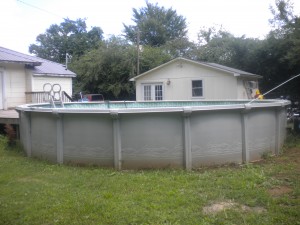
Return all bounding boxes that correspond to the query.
[4,124,16,146]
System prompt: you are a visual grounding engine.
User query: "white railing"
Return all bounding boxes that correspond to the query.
[25,91,72,104]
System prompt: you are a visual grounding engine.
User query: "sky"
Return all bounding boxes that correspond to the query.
[1,0,300,54]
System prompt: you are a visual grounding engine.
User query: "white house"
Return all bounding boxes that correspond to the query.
[130,57,262,101]
[0,46,76,110]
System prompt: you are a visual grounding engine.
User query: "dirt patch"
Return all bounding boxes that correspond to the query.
[203,200,266,215]
[268,186,293,197]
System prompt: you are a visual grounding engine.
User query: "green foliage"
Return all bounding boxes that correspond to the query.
[139,46,172,73]
[123,2,188,47]
[195,26,263,72]
[4,124,16,146]
[29,18,103,63]
[269,0,296,30]
[283,133,300,149]
[261,151,274,160]
[70,36,136,100]
[0,135,7,151]
[161,37,197,59]
[257,0,300,98]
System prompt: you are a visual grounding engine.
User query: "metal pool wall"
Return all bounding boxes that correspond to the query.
[17,101,289,170]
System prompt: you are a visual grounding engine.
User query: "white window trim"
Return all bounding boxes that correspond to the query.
[141,82,164,101]
[191,79,205,99]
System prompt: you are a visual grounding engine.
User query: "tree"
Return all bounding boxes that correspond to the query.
[70,36,136,100]
[260,0,300,98]
[123,2,188,47]
[269,0,300,67]
[269,0,295,30]
[195,26,233,64]
[139,46,172,73]
[161,37,197,59]
[29,18,103,63]
[194,26,236,65]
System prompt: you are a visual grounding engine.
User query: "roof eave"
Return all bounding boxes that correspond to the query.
[33,73,76,78]
[0,60,42,66]
[129,57,263,81]
[129,58,181,81]
[239,74,263,79]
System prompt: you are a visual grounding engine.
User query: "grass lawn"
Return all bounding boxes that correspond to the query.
[0,135,299,225]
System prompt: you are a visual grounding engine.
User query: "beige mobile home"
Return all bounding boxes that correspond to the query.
[0,46,76,110]
[130,57,262,101]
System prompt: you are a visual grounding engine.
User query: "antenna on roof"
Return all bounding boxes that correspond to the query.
[65,53,71,70]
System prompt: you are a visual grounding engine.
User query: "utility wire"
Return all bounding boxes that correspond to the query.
[16,0,64,19]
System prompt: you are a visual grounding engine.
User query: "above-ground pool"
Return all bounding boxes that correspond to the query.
[16,100,290,170]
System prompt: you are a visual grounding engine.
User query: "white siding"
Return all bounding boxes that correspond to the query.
[237,79,248,99]
[32,76,73,96]
[0,63,74,109]
[0,70,3,109]
[25,70,33,92]
[135,61,238,101]
[2,64,27,108]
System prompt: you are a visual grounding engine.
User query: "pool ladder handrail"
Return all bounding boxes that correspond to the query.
[43,83,65,108]
[50,95,64,108]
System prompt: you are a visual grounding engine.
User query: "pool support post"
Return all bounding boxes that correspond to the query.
[111,110,122,170]
[275,105,285,155]
[183,107,192,170]
[241,104,251,163]
[20,111,32,157]
[55,112,64,164]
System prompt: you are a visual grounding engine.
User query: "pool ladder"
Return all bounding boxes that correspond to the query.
[50,96,64,108]
[43,83,65,108]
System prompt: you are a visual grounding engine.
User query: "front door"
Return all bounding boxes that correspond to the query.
[0,72,3,109]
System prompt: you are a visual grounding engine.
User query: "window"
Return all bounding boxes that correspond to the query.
[144,85,151,101]
[192,80,203,97]
[142,83,163,101]
[246,81,258,89]
[155,85,163,100]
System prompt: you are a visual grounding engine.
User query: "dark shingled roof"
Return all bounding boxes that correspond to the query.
[0,46,76,77]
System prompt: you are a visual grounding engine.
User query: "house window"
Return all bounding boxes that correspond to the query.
[142,83,163,101]
[155,85,163,100]
[246,81,258,89]
[192,80,203,97]
[144,85,152,101]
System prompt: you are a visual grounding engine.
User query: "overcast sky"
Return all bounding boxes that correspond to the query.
[1,0,300,54]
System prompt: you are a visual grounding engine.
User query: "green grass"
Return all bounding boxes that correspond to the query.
[0,135,299,225]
